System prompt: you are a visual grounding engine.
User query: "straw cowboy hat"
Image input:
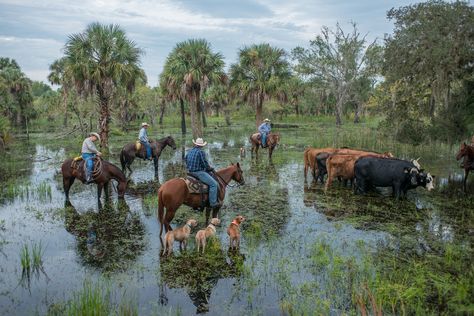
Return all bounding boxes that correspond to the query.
[264,118,271,122]
[89,132,101,143]
[193,138,207,147]
[141,122,149,127]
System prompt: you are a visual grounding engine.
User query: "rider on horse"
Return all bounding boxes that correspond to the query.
[139,122,152,160]
[258,118,271,148]
[185,138,220,208]
[81,132,102,184]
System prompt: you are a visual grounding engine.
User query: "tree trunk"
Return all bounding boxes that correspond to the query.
[189,90,203,138]
[180,98,186,135]
[224,108,231,126]
[98,89,110,149]
[255,92,264,128]
[63,90,68,127]
[354,101,362,123]
[200,100,207,128]
[159,99,165,125]
[335,98,343,126]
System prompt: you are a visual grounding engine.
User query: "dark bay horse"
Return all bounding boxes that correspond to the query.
[158,163,245,242]
[61,158,128,205]
[456,142,474,192]
[120,136,177,178]
[249,132,280,159]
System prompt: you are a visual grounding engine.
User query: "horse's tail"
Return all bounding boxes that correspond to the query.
[158,188,165,247]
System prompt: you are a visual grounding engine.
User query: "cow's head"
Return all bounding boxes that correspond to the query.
[417,169,435,191]
[404,167,419,186]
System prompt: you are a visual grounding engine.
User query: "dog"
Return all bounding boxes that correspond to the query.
[227,215,245,249]
[162,218,198,256]
[240,147,246,158]
[195,218,221,253]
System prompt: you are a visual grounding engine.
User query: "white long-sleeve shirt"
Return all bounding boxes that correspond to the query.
[81,137,99,154]
[139,127,149,143]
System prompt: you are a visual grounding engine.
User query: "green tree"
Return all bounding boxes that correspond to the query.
[159,68,187,134]
[62,23,145,148]
[161,39,225,138]
[230,43,290,127]
[293,23,382,125]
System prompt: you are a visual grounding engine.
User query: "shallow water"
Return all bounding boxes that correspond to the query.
[0,125,471,315]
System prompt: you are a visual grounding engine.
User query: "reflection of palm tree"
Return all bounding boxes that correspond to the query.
[64,200,145,272]
[159,247,244,314]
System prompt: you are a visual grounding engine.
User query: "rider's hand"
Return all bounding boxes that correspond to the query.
[97,152,102,156]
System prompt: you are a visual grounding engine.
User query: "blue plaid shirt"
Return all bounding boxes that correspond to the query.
[185,147,211,172]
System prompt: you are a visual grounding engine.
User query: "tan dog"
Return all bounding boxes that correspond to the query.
[162,218,198,256]
[195,218,221,253]
[227,215,245,249]
[240,147,246,158]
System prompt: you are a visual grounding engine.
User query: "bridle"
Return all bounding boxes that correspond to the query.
[213,167,244,188]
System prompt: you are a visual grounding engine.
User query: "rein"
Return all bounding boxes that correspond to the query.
[214,170,241,188]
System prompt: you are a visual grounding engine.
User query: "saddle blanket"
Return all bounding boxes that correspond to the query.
[135,141,142,151]
[182,175,209,194]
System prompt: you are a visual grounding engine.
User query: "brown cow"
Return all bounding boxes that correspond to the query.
[304,147,337,181]
[324,151,393,192]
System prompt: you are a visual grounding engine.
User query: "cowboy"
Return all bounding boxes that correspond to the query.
[258,118,271,148]
[81,132,102,184]
[185,138,219,208]
[139,122,152,160]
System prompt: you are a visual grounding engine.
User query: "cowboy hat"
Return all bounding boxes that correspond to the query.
[264,118,271,122]
[89,132,101,142]
[193,138,207,147]
[141,122,149,127]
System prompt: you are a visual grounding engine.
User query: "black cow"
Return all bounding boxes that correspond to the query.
[354,157,435,199]
[315,152,331,183]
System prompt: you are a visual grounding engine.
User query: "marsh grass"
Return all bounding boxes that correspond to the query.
[36,181,52,202]
[142,193,157,217]
[20,241,47,289]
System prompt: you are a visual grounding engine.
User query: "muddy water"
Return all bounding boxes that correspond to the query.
[0,126,468,315]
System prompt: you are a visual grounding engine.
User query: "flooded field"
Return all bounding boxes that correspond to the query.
[0,122,473,315]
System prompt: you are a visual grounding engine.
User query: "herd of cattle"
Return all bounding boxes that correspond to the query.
[303,147,435,199]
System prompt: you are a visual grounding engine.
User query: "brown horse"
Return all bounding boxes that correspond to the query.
[61,158,128,205]
[249,132,280,159]
[456,142,474,192]
[158,163,245,242]
[120,136,177,178]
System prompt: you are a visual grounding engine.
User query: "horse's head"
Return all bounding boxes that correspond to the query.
[456,142,468,161]
[117,179,128,199]
[270,133,280,146]
[166,136,177,150]
[231,162,245,185]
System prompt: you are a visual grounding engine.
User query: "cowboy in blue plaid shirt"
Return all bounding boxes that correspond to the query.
[185,137,219,208]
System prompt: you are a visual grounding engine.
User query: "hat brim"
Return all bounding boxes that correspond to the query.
[193,140,207,146]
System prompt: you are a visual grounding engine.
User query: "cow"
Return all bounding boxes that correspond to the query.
[303,147,337,181]
[315,152,331,183]
[354,157,435,199]
[324,154,360,192]
[336,148,394,158]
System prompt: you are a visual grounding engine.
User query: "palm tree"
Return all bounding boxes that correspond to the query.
[63,22,145,148]
[162,39,225,138]
[230,43,290,127]
[159,68,186,134]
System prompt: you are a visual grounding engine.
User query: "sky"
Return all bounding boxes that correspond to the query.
[0,0,419,87]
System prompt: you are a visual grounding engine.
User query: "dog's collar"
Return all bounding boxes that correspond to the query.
[231,220,240,226]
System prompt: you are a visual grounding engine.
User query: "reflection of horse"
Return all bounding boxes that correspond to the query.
[159,249,244,314]
[64,200,145,272]
[249,132,280,159]
[158,163,245,241]
[456,142,474,192]
[120,136,177,178]
[61,158,128,205]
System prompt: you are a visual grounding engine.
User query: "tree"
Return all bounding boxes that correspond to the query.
[292,23,382,125]
[384,1,474,118]
[230,43,290,127]
[161,39,225,138]
[159,69,186,134]
[48,57,73,127]
[63,23,145,148]
[283,76,306,116]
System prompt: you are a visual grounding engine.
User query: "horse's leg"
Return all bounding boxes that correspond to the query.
[127,157,135,176]
[104,181,110,201]
[153,157,159,180]
[211,207,220,219]
[269,146,273,159]
[164,208,175,232]
[464,168,470,193]
[205,207,211,225]
[63,176,75,204]
[97,183,104,205]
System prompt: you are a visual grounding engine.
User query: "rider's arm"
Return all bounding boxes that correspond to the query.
[200,150,212,171]
[85,139,99,154]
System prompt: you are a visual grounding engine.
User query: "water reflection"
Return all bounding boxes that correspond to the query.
[64,200,145,272]
[159,248,244,313]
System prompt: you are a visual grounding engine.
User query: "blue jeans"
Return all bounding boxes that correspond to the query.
[82,153,96,179]
[192,171,218,207]
[141,141,151,159]
[261,132,268,147]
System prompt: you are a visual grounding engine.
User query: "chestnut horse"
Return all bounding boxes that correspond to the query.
[158,163,245,242]
[120,136,177,178]
[249,132,280,159]
[61,158,128,205]
[456,142,474,192]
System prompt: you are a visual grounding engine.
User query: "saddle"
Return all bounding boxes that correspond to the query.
[135,140,142,151]
[252,132,267,146]
[71,156,83,169]
[183,174,209,194]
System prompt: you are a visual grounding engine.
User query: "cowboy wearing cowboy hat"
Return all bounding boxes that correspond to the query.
[81,132,102,184]
[258,118,271,148]
[185,137,219,208]
[139,122,152,160]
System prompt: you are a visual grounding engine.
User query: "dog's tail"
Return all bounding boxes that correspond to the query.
[158,188,165,248]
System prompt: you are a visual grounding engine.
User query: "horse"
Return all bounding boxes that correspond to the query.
[120,136,177,178]
[61,157,128,206]
[249,132,280,159]
[456,142,474,192]
[157,163,245,243]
